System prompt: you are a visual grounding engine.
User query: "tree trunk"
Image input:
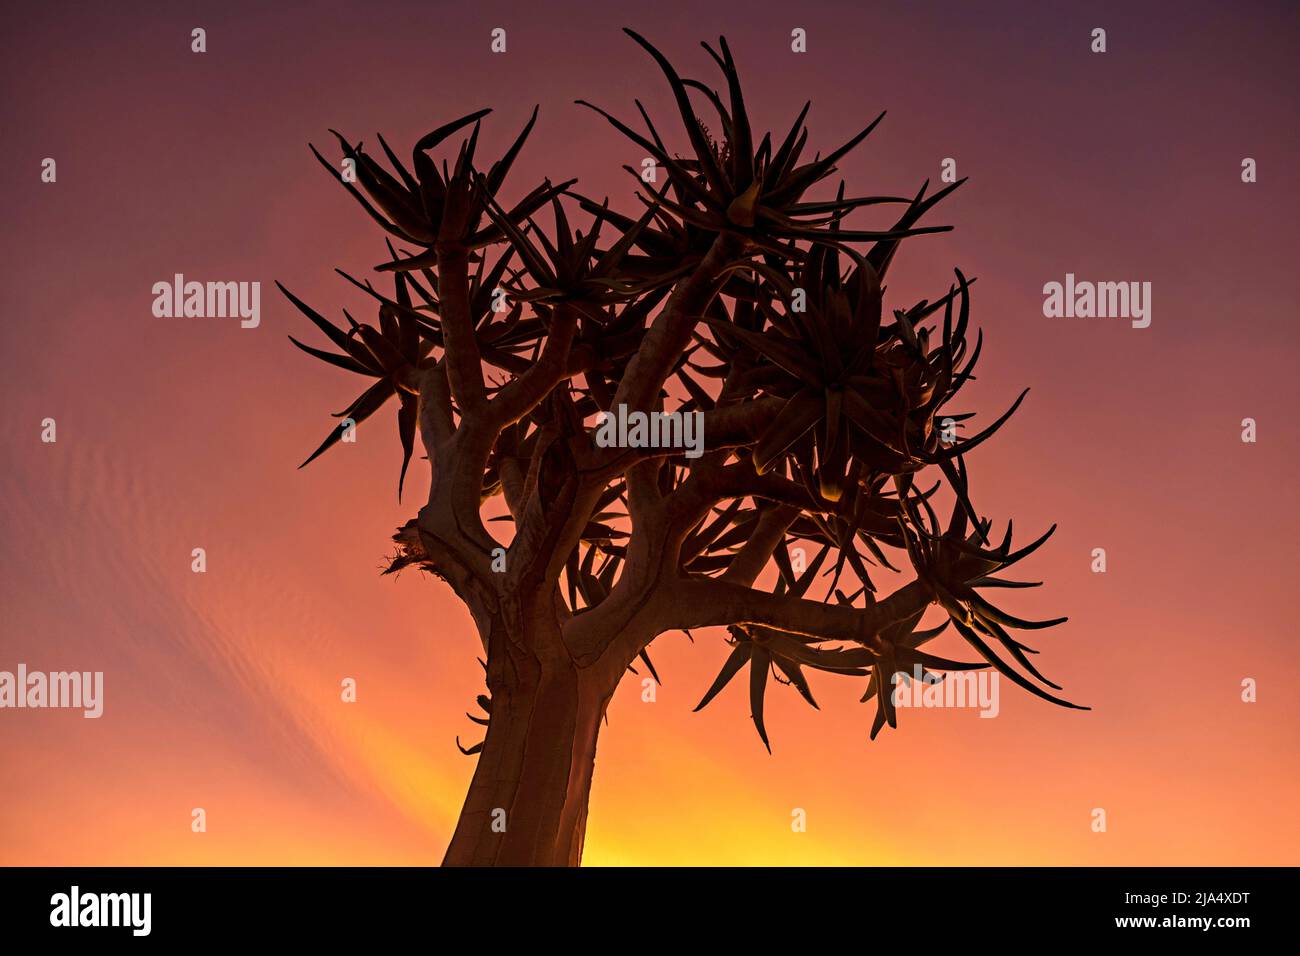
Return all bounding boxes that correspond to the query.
[442,642,615,866]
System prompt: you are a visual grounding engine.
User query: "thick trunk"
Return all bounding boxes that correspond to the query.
[442,649,614,866]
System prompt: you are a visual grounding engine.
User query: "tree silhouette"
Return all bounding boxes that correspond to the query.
[279,30,1085,866]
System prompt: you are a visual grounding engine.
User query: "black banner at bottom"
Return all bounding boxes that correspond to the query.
[0,867,1288,943]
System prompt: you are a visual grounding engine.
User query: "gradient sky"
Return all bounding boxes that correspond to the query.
[2,0,1297,866]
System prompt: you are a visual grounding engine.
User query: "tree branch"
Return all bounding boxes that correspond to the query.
[436,243,487,411]
[720,504,798,585]
[659,576,934,647]
[611,232,745,414]
[585,395,785,479]
[490,303,580,425]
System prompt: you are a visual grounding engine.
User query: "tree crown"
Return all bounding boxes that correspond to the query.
[280,29,1084,750]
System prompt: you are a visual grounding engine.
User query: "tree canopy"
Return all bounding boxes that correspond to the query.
[279,29,1084,758]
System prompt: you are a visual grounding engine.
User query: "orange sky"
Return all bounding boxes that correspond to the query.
[2,0,1297,866]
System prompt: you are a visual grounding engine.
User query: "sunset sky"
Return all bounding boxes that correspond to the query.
[2,0,1297,866]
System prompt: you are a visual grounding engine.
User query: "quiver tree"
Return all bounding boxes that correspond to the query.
[279,30,1085,867]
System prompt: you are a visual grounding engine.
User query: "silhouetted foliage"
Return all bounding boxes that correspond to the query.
[280,30,1084,865]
